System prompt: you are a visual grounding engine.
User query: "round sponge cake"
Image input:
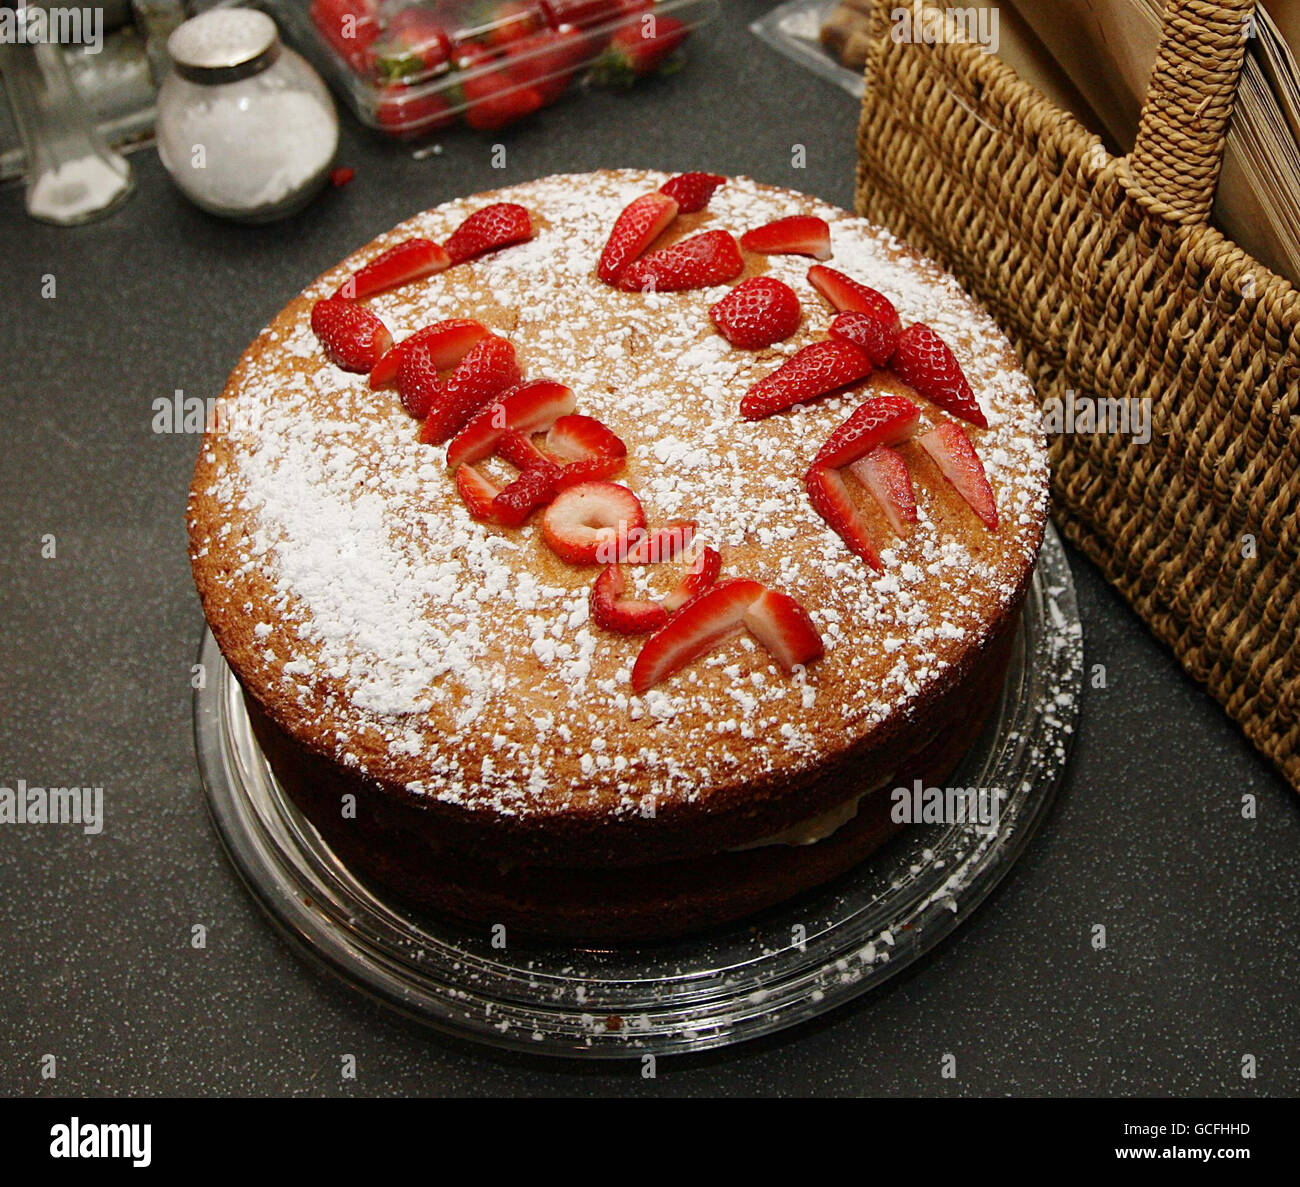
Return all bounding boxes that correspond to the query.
[188,170,1048,934]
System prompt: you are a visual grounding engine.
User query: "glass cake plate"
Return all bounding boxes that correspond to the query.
[194,523,1083,1058]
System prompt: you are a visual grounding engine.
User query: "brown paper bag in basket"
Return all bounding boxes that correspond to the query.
[854,0,1299,788]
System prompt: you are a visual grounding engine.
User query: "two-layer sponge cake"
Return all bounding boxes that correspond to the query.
[188,169,1049,940]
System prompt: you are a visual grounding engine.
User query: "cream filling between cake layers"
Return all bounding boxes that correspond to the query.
[730,774,895,851]
[191,170,1049,819]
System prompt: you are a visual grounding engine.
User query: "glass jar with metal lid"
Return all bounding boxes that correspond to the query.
[156,8,338,222]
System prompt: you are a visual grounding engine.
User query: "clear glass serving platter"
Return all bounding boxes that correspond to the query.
[194,523,1082,1058]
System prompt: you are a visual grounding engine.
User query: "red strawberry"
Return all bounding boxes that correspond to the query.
[740,215,832,261]
[917,422,999,528]
[540,481,646,564]
[372,318,488,390]
[372,6,453,82]
[619,230,744,293]
[630,578,763,694]
[330,166,355,188]
[476,0,543,48]
[419,334,521,444]
[492,458,564,526]
[338,237,450,300]
[445,379,576,469]
[622,520,696,564]
[310,0,381,74]
[455,44,545,131]
[497,428,552,470]
[808,393,920,471]
[591,565,669,635]
[829,309,901,368]
[890,324,987,428]
[658,171,726,213]
[310,298,393,373]
[807,264,901,327]
[806,465,882,571]
[661,545,721,611]
[739,339,872,420]
[443,202,533,265]
[743,588,825,672]
[590,14,688,85]
[455,463,502,521]
[710,276,801,349]
[539,0,626,28]
[396,345,444,419]
[849,446,917,535]
[597,192,678,285]
[546,414,628,485]
[374,86,455,134]
[503,26,587,105]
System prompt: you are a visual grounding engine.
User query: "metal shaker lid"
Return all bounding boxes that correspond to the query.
[166,8,281,85]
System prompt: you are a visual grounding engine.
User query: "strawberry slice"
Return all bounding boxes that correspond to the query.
[661,545,721,612]
[369,319,487,389]
[740,215,832,261]
[419,334,521,445]
[829,309,901,368]
[619,230,744,293]
[546,414,628,486]
[492,458,564,526]
[310,298,393,373]
[496,428,552,471]
[742,589,825,672]
[710,277,801,349]
[540,481,646,564]
[631,579,764,694]
[591,565,669,635]
[597,192,679,285]
[396,346,444,420]
[455,463,502,522]
[806,465,882,571]
[622,520,696,564]
[917,422,999,529]
[658,171,726,214]
[445,379,576,469]
[739,339,873,420]
[849,446,917,535]
[807,265,901,325]
[809,393,921,471]
[338,237,450,300]
[890,323,988,428]
[443,202,533,265]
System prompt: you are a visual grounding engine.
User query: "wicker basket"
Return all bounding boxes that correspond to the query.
[854,0,1299,789]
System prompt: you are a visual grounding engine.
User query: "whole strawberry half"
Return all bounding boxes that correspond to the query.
[590,14,688,85]
[890,323,987,428]
[659,171,726,214]
[443,202,533,265]
[420,334,521,444]
[740,339,873,420]
[710,276,801,349]
[597,192,678,285]
[619,230,743,293]
[310,298,392,373]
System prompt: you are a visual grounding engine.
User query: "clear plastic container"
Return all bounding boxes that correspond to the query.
[280,0,719,137]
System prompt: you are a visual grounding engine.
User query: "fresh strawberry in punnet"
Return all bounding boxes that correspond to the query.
[451,43,543,130]
[710,276,801,349]
[311,0,381,74]
[917,421,999,528]
[740,216,832,261]
[591,565,669,635]
[590,14,688,85]
[619,230,743,293]
[597,192,678,285]
[659,171,726,213]
[739,338,872,419]
[890,323,988,428]
[310,298,392,373]
[503,26,588,105]
[371,318,488,390]
[374,85,455,135]
[419,334,521,444]
[371,6,453,82]
[443,202,533,264]
[445,379,576,469]
[337,237,450,299]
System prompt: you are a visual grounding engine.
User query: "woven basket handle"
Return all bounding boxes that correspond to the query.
[1127,0,1255,223]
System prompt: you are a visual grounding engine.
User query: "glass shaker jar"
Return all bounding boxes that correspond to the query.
[156,8,339,222]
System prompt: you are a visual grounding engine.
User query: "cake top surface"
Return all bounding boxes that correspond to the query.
[189,169,1048,821]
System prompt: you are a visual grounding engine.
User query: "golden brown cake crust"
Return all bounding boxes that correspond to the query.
[188,170,1048,864]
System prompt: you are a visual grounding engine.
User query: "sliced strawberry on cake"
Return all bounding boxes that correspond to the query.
[445,379,576,468]
[849,446,918,535]
[622,521,696,564]
[658,171,726,214]
[710,277,801,349]
[619,230,744,293]
[492,458,564,526]
[442,201,533,265]
[740,215,832,261]
[829,309,902,368]
[590,565,669,635]
[310,298,393,373]
[337,237,450,300]
[890,323,988,428]
[808,393,920,470]
[545,414,628,486]
[541,481,647,564]
[419,334,521,444]
[743,588,825,672]
[597,192,679,285]
[917,421,999,528]
[370,318,488,390]
[739,339,873,419]
[661,545,721,612]
[807,265,901,324]
[454,463,502,522]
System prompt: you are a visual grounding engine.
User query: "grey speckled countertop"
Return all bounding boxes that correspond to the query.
[1,1,1297,1097]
